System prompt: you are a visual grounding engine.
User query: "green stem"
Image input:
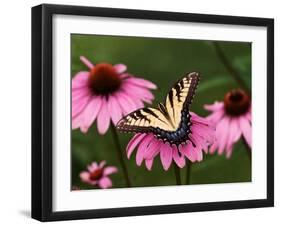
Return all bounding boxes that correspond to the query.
[173,163,181,185]
[212,42,250,94]
[110,123,132,187]
[186,160,192,185]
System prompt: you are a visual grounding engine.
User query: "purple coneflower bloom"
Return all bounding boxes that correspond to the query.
[126,112,215,171]
[80,161,118,189]
[205,89,251,158]
[72,56,156,134]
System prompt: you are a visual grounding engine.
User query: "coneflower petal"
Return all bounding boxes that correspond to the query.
[160,143,173,171]
[126,134,147,159]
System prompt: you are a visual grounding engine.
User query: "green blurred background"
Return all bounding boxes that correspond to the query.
[71,34,251,190]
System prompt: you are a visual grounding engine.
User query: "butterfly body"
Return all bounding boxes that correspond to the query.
[151,109,191,145]
[116,72,200,147]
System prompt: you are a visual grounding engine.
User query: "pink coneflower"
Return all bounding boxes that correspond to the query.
[72,55,157,134]
[205,89,251,158]
[126,112,215,171]
[80,161,118,189]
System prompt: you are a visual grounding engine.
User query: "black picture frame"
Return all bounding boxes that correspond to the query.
[32,3,274,222]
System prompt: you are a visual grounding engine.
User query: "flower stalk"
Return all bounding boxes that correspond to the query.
[186,160,192,185]
[212,42,250,94]
[173,163,181,185]
[110,123,132,187]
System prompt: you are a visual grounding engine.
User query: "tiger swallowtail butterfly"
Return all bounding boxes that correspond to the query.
[116,72,200,146]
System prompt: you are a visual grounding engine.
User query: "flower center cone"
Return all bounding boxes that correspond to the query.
[224,89,250,116]
[88,63,121,94]
[89,168,103,181]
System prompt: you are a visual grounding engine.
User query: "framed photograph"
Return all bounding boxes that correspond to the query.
[32,4,274,221]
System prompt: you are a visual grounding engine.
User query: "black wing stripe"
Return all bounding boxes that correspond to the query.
[175,83,182,101]
[179,79,184,89]
[168,90,174,108]
[142,108,158,118]
[135,111,150,122]
[130,114,139,120]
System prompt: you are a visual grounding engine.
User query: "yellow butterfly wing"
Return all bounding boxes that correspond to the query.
[165,72,200,128]
[116,107,175,133]
[116,72,200,134]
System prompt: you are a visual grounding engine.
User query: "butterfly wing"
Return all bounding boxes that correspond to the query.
[116,107,175,133]
[116,72,200,134]
[165,72,200,127]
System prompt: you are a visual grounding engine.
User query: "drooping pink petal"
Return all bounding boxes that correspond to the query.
[239,116,252,148]
[103,166,118,176]
[99,160,106,168]
[118,89,145,109]
[205,108,225,123]
[80,171,97,186]
[145,159,154,171]
[121,81,155,102]
[209,141,218,154]
[97,98,111,135]
[136,134,154,166]
[122,85,154,104]
[191,115,213,127]
[119,73,130,79]
[126,134,147,158]
[72,71,89,89]
[225,118,240,153]
[160,143,173,171]
[172,147,185,168]
[80,171,90,182]
[72,97,91,116]
[232,118,242,142]
[115,91,138,114]
[212,116,227,153]
[107,95,123,125]
[98,177,112,189]
[72,113,84,129]
[114,64,127,74]
[125,77,157,90]
[130,97,145,109]
[119,92,139,110]
[80,95,103,133]
[226,145,234,159]
[80,56,94,69]
[204,98,251,158]
[72,94,91,118]
[143,138,161,159]
[179,143,197,163]
[120,89,145,108]
[190,132,208,153]
[225,116,245,158]
[191,122,215,145]
[204,101,224,112]
[191,112,214,126]
[88,162,98,172]
[217,117,231,154]
[196,148,203,161]
[72,87,91,102]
